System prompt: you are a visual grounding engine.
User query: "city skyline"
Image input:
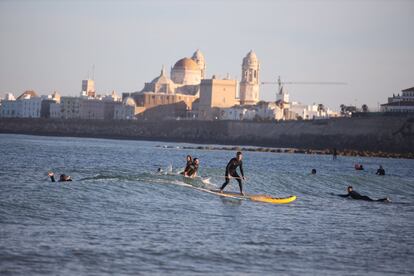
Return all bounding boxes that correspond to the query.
[0,0,413,111]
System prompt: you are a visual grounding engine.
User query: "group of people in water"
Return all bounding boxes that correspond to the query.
[354,164,386,175]
[181,152,245,195]
[181,155,200,178]
[48,150,391,203]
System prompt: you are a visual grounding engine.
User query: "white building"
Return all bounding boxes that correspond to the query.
[4,93,16,101]
[114,97,137,120]
[381,87,414,112]
[220,102,283,121]
[0,91,41,118]
[0,98,18,118]
[289,102,338,120]
[102,90,121,102]
[221,106,255,121]
[50,102,62,118]
[60,97,81,119]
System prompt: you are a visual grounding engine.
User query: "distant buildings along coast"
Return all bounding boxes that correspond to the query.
[1,49,413,121]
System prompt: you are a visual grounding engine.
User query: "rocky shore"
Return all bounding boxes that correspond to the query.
[157,145,414,159]
[0,116,413,159]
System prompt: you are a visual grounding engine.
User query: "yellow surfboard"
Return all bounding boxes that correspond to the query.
[208,189,297,204]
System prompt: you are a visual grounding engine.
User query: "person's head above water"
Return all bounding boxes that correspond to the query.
[347,186,353,193]
[311,169,317,174]
[59,174,71,181]
[186,155,192,162]
[236,151,243,161]
[193,158,199,165]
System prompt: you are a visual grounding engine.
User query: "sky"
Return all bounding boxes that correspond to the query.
[0,0,413,111]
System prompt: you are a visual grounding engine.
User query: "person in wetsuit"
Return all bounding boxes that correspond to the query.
[185,158,199,178]
[181,155,193,175]
[376,165,385,176]
[48,172,72,182]
[333,148,337,160]
[219,151,245,196]
[338,186,390,202]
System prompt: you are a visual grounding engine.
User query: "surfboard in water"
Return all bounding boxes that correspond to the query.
[208,189,297,204]
[180,176,296,204]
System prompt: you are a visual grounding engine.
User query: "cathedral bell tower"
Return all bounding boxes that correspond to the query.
[239,50,260,105]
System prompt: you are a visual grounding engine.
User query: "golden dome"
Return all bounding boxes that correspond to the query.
[17,90,38,99]
[173,58,200,71]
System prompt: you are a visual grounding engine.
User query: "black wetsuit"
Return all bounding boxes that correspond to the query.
[186,163,199,177]
[339,190,388,202]
[376,168,385,175]
[183,160,192,174]
[220,158,244,193]
[50,175,72,182]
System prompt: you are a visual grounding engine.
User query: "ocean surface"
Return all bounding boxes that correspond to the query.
[0,134,413,275]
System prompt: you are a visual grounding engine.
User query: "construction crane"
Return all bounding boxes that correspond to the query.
[261,76,347,101]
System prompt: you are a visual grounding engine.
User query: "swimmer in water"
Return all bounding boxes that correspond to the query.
[338,186,390,202]
[48,172,72,182]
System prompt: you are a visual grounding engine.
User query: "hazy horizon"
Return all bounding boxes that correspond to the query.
[0,0,413,111]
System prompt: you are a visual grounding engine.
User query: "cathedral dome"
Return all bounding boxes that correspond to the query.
[123,97,136,107]
[173,58,200,71]
[17,90,38,100]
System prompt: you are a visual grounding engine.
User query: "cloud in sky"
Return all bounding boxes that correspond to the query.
[0,0,413,110]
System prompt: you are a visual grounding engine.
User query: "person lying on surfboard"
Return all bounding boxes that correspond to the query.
[219,151,245,196]
[338,186,390,202]
[184,158,199,178]
[48,172,72,182]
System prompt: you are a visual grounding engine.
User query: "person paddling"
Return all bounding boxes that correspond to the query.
[338,186,390,202]
[48,172,72,182]
[376,165,385,176]
[219,151,245,196]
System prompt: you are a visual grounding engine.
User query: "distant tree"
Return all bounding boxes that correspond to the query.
[362,104,369,112]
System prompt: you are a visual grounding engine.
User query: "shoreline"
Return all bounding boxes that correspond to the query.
[1,117,413,159]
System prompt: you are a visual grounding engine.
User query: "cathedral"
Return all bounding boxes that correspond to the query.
[126,49,260,119]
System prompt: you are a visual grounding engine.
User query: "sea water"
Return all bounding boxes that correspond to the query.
[0,134,413,275]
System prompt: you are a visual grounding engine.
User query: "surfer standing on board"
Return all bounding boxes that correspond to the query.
[219,151,245,196]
